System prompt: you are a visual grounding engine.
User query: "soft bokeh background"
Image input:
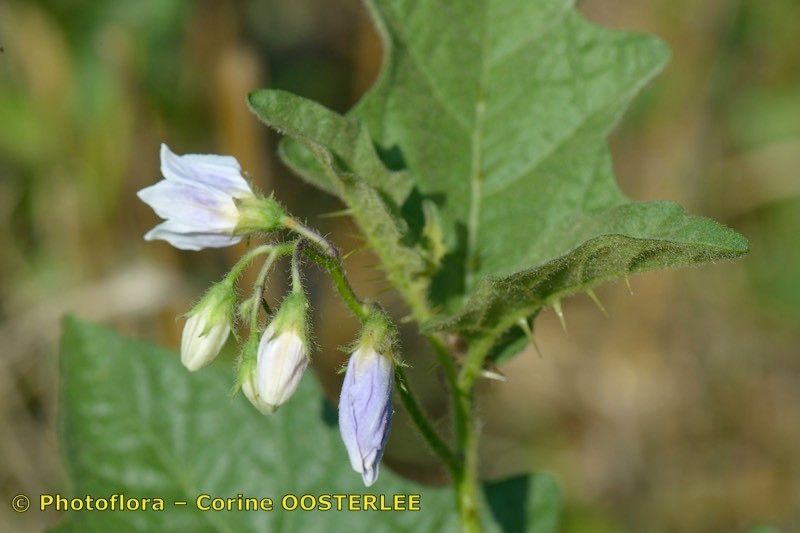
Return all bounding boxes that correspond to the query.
[1,0,798,531]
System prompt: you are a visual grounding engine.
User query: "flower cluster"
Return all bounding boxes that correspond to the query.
[139,145,396,485]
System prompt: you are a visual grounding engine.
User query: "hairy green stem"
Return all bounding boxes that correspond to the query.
[225,244,275,284]
[454,395,481,533]
[248,243,295,332]
[426,333,482,533]
[283,216,338,258]
[303,246,370,320]
[299,141,435,323]
[300,245,458,474]
[395,366,458,474]
[426,334,466,445]
[290,241,305,294]
[248,252,277,332]
[458,336,496,391]
[306,232,488,531]
[452,335,497,533]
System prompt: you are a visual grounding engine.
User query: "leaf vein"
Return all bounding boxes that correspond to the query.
[486,2,573,69]
[379,7,471,132]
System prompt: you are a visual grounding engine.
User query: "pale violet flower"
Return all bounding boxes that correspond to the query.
[338,345,394,487]
[181,281,235,371]
[138,144,283,250]
[241,292,309,415]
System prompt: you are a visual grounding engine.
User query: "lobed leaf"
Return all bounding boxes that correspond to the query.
[248,90,432,318]
[426,202,748,335]
[267,0,748,336]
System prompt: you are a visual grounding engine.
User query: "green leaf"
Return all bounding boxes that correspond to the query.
[270,0,747,336]
[428,202,748,335]
[483,475,562,533]
[57,317,456,531]
[251,89,414,206]
[57,318,560,531]
[248,90,432,319]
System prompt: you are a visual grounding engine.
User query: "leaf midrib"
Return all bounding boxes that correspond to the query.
[465,1,491,290]
[376,0,576,291]
[466,1,574,289]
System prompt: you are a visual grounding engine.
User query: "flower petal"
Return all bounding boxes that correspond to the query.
[137,179,239,232]
[160,144,252,198]
[339,356,366,474]
[255,331,308,410]
[144,220,241,250]
[181,311,230,371]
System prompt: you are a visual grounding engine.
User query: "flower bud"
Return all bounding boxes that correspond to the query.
[181,281,235,371]
[242,292,309,415]
[238,335,260,406]
[338,317,395,486]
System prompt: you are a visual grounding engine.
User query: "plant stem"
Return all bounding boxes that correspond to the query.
[458,336,496,391]
[426,333,483,533]
[454,391,481,533]
[452,335,496,533]
[283,216,338,258]
[248,243,295,332]
[249,252,277,332]
[426,334,466,445]
[225,244,275,284]
[302,245,460,475]
[302,246,369,320]
[395,366,459,473]
[290,241,305,294]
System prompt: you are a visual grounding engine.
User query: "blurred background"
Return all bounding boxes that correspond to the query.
[1,0,798,531]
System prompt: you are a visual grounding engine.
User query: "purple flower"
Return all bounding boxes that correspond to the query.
[338,347,394,486]
[137,144,254,250]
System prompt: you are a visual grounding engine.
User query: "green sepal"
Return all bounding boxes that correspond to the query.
[234,195,286,234]
[270,291,310,346]
[186,279,236,336]
[232,332,260,395]
[352,309,397,364]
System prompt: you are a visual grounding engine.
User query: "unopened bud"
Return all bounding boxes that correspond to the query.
[242,292,309,414]
[338,314,395,486]
[181,281,235,371]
